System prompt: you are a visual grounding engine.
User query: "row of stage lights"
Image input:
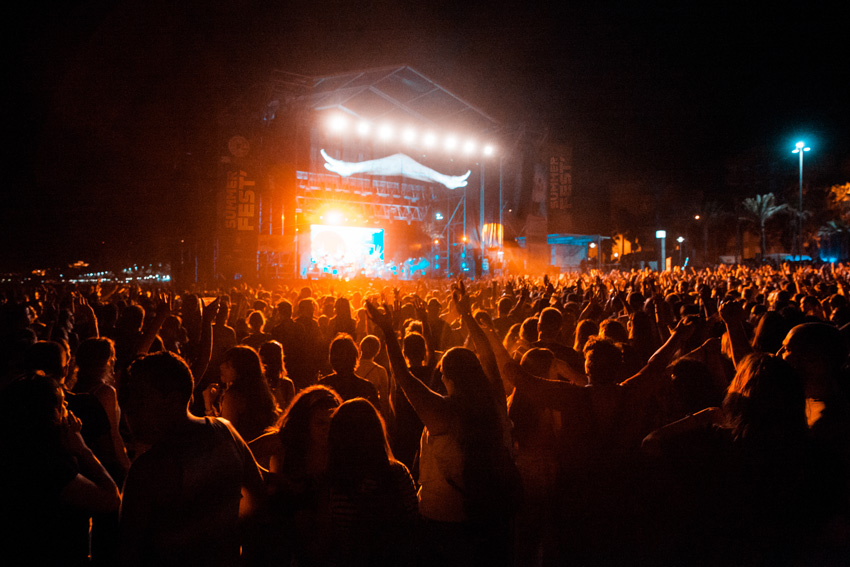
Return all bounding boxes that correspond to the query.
[324,112,497,157]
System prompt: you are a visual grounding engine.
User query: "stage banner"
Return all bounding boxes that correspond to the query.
[217,155,261,278]
[542,143,573,234]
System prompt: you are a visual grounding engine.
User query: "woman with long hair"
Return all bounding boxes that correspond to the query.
[366,286,519,567]
[205,346,279,442]
[71,337,131,480]
[326,398,418,566]
[258,340,295,412]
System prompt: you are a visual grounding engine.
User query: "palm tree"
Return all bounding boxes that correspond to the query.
[818,220,850,261]
[740,193,790,260]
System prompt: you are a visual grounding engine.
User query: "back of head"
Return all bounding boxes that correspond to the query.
[329,334,359,374]
[278,385,342,468]
[247,311,265,333]
[297,298,316,319]
[520,348,556,378]
[724,352,806,442]
[520,317,539,343]
[583,336,623,385]
[258,341,284,375]
[334,297,351,319]
[498,297,513,317]
[599,318,628,344]
[328,398,392,489]
[0,372,63,447]
[276,300,293,320]
[223,345,265,386]
[402,332,426,364]
[73,337,115,389]
[359,335,381,360]
[123,351,194,408]
[118,305,145,333]
[538,307,562,337]
[24,341,69,382]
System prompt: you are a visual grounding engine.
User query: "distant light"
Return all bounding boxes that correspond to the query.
[463,140,477,154]
[444,135,458,152]
[328,114,348,133]
[656,230,667,239]
[694,215,700,220]
[402,127,417,144]
[677,236,685,243]
[461,235,467,242]
[423,132,437,148]
[434,240,439,245]
[613,252,619,258]
[326,210,343,224]
[377,124,394,141]
[483,144,495,157]
[792,140,811,153]
[356,121,371,136]
[435,212,444,220]
[589,242,596,248]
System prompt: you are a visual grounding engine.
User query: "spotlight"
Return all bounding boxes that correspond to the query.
[377,124,394,141]
[326,210,343,224]
[463,140,477,154]
[483,144,495,156]
[402,127,417,144]
[444,135,458,152]
[328,114,348,133]
[423,132,437,148]
[356,121,371,136]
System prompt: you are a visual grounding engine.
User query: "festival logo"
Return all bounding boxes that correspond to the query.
[321,149,471,190]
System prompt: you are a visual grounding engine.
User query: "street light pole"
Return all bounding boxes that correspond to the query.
[656,230,667,272]
[792,141,811,259]
[677,236,684,266]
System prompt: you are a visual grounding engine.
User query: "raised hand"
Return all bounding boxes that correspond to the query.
[365,300,394,333]
[452,279,472,317]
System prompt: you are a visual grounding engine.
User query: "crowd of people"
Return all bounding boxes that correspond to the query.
[1,263,849,566]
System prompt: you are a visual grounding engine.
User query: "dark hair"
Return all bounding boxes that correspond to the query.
[24,341,69,381]
[520,348,556,378]
[277,385,342,476]
[222,346,279,436]
[73,337,116,392]
[328,398,394,493]
[584,336,623,385]
[0,372,64,451]
[574,319,598,352]
[538,307,562,336]
[330,334,359,373]
[723,352,806,444]
[123,351,194,406]
[258,341,284,385]
[402,332,426,364]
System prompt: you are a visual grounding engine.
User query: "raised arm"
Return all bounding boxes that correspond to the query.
[621,316,696,388]
[453,281,503,397]
[718,299,752,369]
[365,301,453,434]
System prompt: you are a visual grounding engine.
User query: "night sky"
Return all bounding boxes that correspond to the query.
[6,1,849,271]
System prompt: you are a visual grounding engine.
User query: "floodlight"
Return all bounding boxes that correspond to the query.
[444,135,458,152]
[402,127,417,144]
[377,124,394,141]
[483,144,495,156]
[328,114,348,133]
[463,140,477,154]
[423,132,437,148]
[356,121,371,136]
[656,230,667,239]
[326,210,343,225]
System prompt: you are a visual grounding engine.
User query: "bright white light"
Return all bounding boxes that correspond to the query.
[356,121,371,136]
[483,144,495,156]
[402,127,417,144]
[656,230,667,239]
[377,124,394,141]
[444,135,458,152]
[422,132,437,148]
[793,140,811,154]
[328,114,348,133]
[589,242,596,248]
[463,140,477,154]
[326,210,343,225]
[677,236,684,243]
[435,212,444,220]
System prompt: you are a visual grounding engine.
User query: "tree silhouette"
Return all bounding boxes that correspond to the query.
[740,193,789,260]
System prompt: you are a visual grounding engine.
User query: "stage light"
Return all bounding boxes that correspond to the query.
[328,113,348,133]
[435,212,444,220]
[326,210,343,224]
[444,135,458,152]
[483,144,495,156]
[402,127,417,144]
[463,140,477,154]
[462,235,467,242]
[423,132,437,148]
[356,121,371,136]
[434,239,439,245]
[377,124,394,141]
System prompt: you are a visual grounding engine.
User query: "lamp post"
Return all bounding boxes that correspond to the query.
[656,230,667,271]
[792,141,811,259]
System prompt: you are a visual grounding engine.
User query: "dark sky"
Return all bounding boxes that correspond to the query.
[6,1,849,270]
